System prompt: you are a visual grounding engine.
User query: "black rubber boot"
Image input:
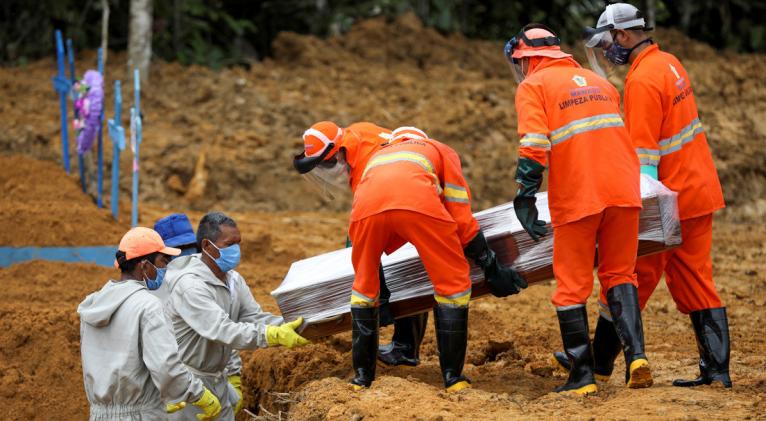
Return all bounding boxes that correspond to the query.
[673,307,732,388]
[552,314,622,381]
[434,305,471,391]
[378,312,429,366]
[378,265,395,327]
[554,306,597,395]
[607,283,653,388]
[350,307,379,389]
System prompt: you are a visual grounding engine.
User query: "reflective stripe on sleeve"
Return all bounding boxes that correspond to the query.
[519,133,551,150]
[550,113,624,145]
[636,147,660,166]
[658,117,704,156]
[443,182,469,204]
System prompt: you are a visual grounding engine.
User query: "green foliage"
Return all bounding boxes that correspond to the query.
[0,0,764,67]
[153,0,257,68]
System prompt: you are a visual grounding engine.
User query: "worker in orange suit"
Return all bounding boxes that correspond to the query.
[506,23,652,395]
[294,121,431,369]
[294,124,528,392]
[556,2,730,389]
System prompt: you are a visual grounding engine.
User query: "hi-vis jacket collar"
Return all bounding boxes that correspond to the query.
[390,126,428,143]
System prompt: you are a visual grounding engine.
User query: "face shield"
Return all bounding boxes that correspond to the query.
[300,150,351,201]
[504,38,525,84]
[582,24,615,79]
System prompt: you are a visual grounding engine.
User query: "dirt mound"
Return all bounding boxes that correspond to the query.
[0,261,113,420]
[1,15,763,218]
[0,154,127,246]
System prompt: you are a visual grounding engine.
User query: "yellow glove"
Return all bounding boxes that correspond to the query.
[166,401,186,413]
[266,317,311,348]
[229,375,243,416]
[192,387,222,421]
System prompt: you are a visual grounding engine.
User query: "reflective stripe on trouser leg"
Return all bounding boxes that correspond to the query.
[350,290,378,308]
[435,289,471,308]
[551,212,600,307]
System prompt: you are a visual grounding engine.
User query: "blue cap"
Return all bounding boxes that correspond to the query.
[154,213,197,248]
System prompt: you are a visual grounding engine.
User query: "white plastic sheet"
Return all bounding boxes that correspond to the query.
[272,175,680,337]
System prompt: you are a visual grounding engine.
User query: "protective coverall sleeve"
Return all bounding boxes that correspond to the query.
[139,300,205,404]
[625,79,663,173]
[224,279,285,375]
[236,279,284,326]
[515,81,551,167]
[224,349,242,377]
[175,285,271,350]
[438,143,480,246]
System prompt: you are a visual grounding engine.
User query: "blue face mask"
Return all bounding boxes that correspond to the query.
[206,242,241,273]
[145,262,166,290]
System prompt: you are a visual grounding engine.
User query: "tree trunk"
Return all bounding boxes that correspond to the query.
[128,0,153,83]
[101,0,109,73]
[173,0,182,56]
[680,0,693,32]
[645,0,656,29]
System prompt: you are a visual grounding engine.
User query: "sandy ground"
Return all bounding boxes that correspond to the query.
[0,195,763,419]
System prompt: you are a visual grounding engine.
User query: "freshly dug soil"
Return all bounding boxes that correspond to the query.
[0,154,126,246]
[0,14,764,220]
[2,215,761,420]
[243,221,766,420]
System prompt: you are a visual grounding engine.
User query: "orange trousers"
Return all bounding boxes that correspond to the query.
[552,206,640,307]
[348,209,472,307]
[599,213,722,314]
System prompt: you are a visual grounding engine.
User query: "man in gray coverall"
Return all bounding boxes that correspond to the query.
[79,227,221,420]
[165,211,310,420]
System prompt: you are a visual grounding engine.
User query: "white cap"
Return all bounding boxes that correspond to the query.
[586,3,647,48]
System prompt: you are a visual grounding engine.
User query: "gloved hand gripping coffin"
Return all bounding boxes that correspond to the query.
[272,176,681,339]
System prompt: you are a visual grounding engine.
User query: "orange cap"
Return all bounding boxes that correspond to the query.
[302,121,344,160]
[114,227,181,268]
[390,126,428,144]
[512,27,571,60]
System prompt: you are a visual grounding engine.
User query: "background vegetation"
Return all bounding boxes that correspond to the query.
[1,0,764,68]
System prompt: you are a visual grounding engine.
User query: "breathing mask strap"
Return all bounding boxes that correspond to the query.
[627,37,653,55]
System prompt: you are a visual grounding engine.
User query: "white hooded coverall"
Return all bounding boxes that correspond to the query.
[164,255,284,421]
[78,279,205,420]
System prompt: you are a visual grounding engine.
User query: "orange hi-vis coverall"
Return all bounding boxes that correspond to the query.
[338,122,392,193]
[599,44,725,315]
[348,138,480,308]
[515,58,642,307]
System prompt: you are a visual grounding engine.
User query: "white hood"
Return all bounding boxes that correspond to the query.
[78,279,146,327]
